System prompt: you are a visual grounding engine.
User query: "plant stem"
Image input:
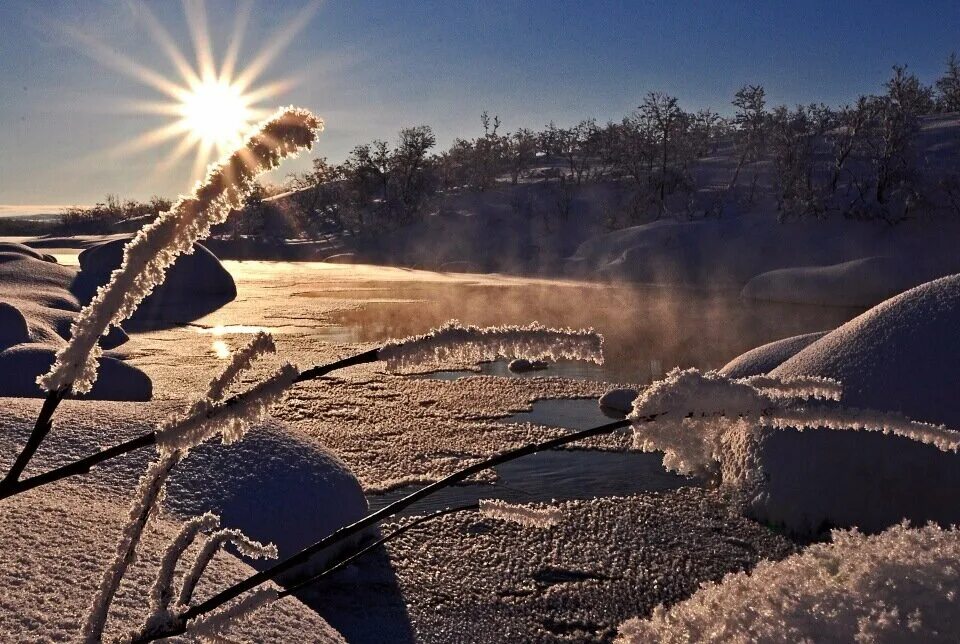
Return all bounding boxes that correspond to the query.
[0,389,65,492]
[0,350,381,502]
[135,416,637,642]
[279,503,480,597]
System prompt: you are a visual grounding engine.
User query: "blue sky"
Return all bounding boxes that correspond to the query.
[1,0,958,211]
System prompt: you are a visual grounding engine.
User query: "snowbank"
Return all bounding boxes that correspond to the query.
[568,214,960,298]
[167,419,370,579]
[741,255,960,307]
[618,522,960,644]
[0,254,143,398]
[72,236,237,323]
[0,481,345,642]
[718,331,827,378]
[0,240,57,262]
[0,344,151,400]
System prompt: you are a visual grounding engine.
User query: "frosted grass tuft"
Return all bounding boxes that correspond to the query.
[39,108,321,394]
[479,499,563,528]
[378,320,604,371]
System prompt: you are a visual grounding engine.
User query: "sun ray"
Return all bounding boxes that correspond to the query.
[56,1,315,183]
[128,0,201,88]
[233,1,321,92]
[183,0,217,82]
[220,0,253,82]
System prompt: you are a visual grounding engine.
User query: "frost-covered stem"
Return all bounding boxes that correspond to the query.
[0,389,64,490]
[140,416,638,640]
[182,588,278,640]
[0,350,380,501]
[203,332,276,404]
[39,107,322,396]
[146,513,220,623]
[178,529,277,607]
[83,452,180,643]
[280,504,480,597]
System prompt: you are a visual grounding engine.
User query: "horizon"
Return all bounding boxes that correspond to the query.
[1,0,958,213]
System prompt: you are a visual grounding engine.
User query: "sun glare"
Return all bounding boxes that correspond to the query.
[65,1,319,182]
[179,79,253,151]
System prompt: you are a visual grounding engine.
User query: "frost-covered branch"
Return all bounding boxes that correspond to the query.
[378,320,604,371]
[202,332,276,404]
[740,374,842,401]
[479,499,563,528]
[145,513,220,627]
[765,405,960,452]
[83,453,180,643]
[183,588,278,640]
[39,108,321,396]
[155,363,299,454]
[178,529,278,608]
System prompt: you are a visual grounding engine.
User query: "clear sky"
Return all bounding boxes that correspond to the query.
[1,0,958,212]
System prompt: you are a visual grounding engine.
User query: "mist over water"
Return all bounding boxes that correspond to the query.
[298,276,860,382]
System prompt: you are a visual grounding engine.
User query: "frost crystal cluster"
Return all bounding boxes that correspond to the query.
[479,499,563,528]
[156,362,300,453]
[378,320,604,371]
[39,108,321,394]
[618,522,960,643]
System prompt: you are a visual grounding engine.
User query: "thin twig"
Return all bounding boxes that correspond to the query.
[279,503,480,597]
[0,389,65,492]
[0,350,381,502]
[133,416,637,642]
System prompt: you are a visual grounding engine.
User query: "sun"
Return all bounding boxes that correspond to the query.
[179,79,253,151]
[63,1,319,183]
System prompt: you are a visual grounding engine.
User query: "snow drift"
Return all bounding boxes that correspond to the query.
[618,522,960,643]
[718,330,827,378]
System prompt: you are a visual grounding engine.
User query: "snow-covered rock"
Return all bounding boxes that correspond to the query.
[0,240,57,262]
[167,420,369,578]
[599,387,638,413]
[718,331,827,378]
[741,255,960,307]
[0,344,151,400]
[618,522,960,644]
[732,274,960,534]
[0,254,143,398]
[72,236,237,323]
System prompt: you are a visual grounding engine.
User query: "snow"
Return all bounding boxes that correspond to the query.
[72,237,237,323]
[598,387,638,413]
[378,320,603,372]
[741,255,960,307]
[770,273,960,427]
[507,357,549,373]
[38,107,321,395]
[478,499,562,528]
[718,330,827,378]
[0,481,344,642]
[618,522,960,644]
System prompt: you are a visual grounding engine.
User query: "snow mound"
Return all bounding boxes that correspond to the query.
[0,343,151,400]
[618,522,960,644]
[771,273,960,426]
[719,331,827,378]
[741,256,960,307]
[0,482,344,642]
[599,387,638,413]
[166,419,369,579]
[0,253,148,399]
[0,240,56,262]
[72,236,237,324]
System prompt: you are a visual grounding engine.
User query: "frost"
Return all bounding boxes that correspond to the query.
[38,108,321,394]
[378,320,603,371]
[766,404,960,452]
[147,512,220,623]
[203,332,276,403]
[618,522,960,643]
[479,499,562,528]
[155,363,299,453]
[82,453,179,643]
[630,368,769,421]
[178,529,278,607]
[185,588,279,640]
[741,374,842,401]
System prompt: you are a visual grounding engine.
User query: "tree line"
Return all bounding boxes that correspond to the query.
[52,53,960,237]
